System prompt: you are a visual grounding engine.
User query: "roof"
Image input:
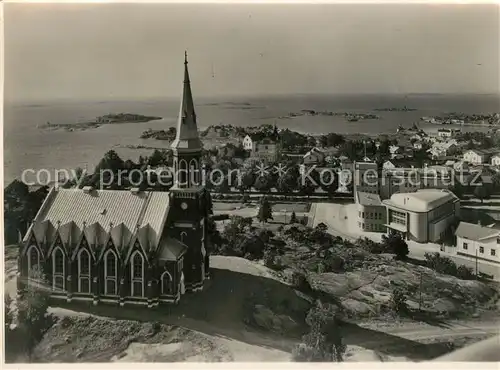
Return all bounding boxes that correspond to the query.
[171,53,203,152]
[157,236,188,261]
[24,187,171,252]
[383,189,458,213]
[356,191,382,207]
[455,222,500,241]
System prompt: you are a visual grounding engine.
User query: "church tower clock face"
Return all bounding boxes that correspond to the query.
[181,202,188,210]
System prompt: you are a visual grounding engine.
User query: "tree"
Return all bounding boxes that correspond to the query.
[449,182,465,199]
[254,174,273,193]
[237,170,256,194]
[16,267,52,359]
[290,211,298,224]
[319,170,338,196]
[382,233,409,260]
[492,173,500,194]
[390,288,408,314]
[474,185,491,204]
[277,165,299,193]
[293,302,346,362]
[257,197,273,223]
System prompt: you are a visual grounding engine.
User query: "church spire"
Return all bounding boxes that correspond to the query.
[171,51,202,152]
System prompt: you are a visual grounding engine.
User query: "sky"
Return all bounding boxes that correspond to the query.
[4,3,499,102]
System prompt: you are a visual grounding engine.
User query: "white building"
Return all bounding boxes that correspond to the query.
[437,128,461,138]
[303,147,325,165]
[491,154,500,167]
[356,191,386,233]
[389,145,401,159]
[455,222,500,264]
[463,149,492,165]
[242,135,253,151]
[427,141,458,159]
[382,189,460,243]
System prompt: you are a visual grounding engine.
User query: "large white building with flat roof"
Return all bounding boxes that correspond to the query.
[382,189,460,243]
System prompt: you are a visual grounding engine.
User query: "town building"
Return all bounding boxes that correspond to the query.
[382,189,459,243]
[356,191,386,233]
[378,166,452,200]
[242,135,254,151]
[353,161,379,198]
[427,141,458,160]
[455,222,500,264]
[243,126,281,163]
[437,128,461,138]
[17,53,212,307]
[491,154,500,167]
[463,149,498,165]
[303,147,325,165]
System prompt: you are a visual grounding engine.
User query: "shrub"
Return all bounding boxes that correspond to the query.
[390,287,408,314]
[424,252,458,276]
[263,248,277,269]
[293,302,346,362]
[382,234,409,260]
[291,271,311,292]
[323,255,345,273]
[456,265,475,280]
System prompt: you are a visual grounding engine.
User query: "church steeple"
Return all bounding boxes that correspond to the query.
[171,51,202,152]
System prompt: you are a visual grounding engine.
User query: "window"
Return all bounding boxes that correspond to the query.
[130,252,144,297]
[52,247,65,291]
[479,246,484,254]
[27,245,40,272]
[491,249,496,256]
[178,159,188,187]
[463,243,468,250]
[180,231,187,243]
[390,210,407,226]
[189,159,199,185]
[78,249,91,293]
[104,250,118,295]
[161,271,174,295]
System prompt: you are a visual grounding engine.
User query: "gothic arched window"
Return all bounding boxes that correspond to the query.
[179,159,188,187]
[130,251,144,297]
[78,249,91,293]
[104,249,118,295]
[27,245,40,272]
[52,247,65,291]
[161,271,174,295]
[189,158,199,185]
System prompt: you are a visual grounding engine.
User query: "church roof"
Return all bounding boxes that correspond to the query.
[171,52,203,152]
[24,187,171,254]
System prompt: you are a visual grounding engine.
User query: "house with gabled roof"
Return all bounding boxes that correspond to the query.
[18,53,212,307]
[455,222,500,264]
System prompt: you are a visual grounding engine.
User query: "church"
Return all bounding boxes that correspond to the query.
[17,53,211,307]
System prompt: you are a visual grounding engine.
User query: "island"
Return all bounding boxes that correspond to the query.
[140,127,176,141]
[39,113,162,132]
[277,110,380,122]
[374,106,417,112]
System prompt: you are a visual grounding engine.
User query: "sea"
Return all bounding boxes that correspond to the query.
[3,94,499,186]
